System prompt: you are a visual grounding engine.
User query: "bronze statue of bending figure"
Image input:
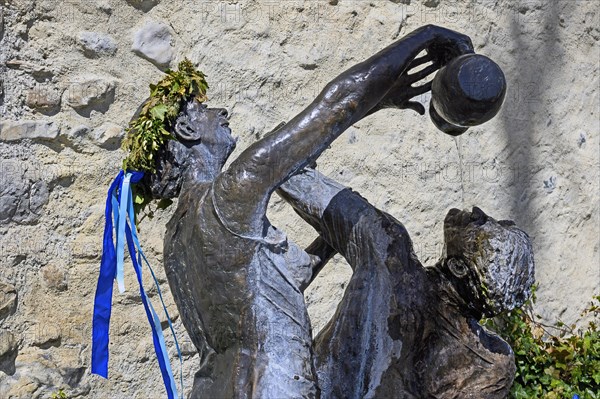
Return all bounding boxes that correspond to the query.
[277,168,534,398]
[137,24,533,398]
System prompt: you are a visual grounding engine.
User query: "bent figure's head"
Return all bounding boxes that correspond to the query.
[140,98,237,199]
[441,207,535,318]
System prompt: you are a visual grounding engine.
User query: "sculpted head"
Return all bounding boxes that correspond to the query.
[441,207,535,318]
[142,98,237,199]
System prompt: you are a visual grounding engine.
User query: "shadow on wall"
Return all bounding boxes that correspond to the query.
[499,1,564,234]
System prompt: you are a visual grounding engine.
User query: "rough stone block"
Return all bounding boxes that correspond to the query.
[126,0,160,12]
[131,21,173,69]
[25,86,63,113]
[92,122,125,149]
[41,265,68,292]
[0,281,17,320]
[79,31,118,58]
[64,76,116,113]
[0,120,60,142]
[0,331,17,375]
[5,59,54,80]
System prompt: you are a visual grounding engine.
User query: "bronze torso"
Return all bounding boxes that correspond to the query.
[164,180,317,398]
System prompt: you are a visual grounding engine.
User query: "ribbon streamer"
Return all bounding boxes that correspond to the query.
[92,171,183,399]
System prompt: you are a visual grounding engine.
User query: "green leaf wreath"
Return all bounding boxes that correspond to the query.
[122,58,208,172]
[121,59,208,221]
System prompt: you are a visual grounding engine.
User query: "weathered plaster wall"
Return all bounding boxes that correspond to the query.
[0,0,598,397]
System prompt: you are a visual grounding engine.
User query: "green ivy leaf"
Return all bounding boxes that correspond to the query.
[482,286,600,399]
[150,104,169,121]
[134,192,145,205]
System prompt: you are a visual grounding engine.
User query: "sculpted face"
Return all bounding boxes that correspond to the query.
[144,99,238,199]
[443,207,535,317]
[174,100,237,164]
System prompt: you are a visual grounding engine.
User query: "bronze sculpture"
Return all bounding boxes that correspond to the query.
[278,169,533,398]
[134,24,533,398]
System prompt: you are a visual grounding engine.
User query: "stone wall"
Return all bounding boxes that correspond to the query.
[1,0,598,398]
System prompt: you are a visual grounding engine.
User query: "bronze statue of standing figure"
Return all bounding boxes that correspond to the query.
[136,25,533,398]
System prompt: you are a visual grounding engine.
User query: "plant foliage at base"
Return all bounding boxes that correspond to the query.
[482,288,600,399]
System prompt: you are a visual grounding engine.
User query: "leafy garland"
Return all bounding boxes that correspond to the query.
[482,287,600,399]
[122,58,208,172]
[120,59,208,221]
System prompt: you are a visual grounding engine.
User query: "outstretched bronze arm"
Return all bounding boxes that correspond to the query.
[213,25,474,236]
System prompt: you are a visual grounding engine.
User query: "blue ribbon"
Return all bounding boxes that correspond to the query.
[115,173,132,294]
[126,177,183,396]
[92,171,183,399]
[91,170,124,379]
